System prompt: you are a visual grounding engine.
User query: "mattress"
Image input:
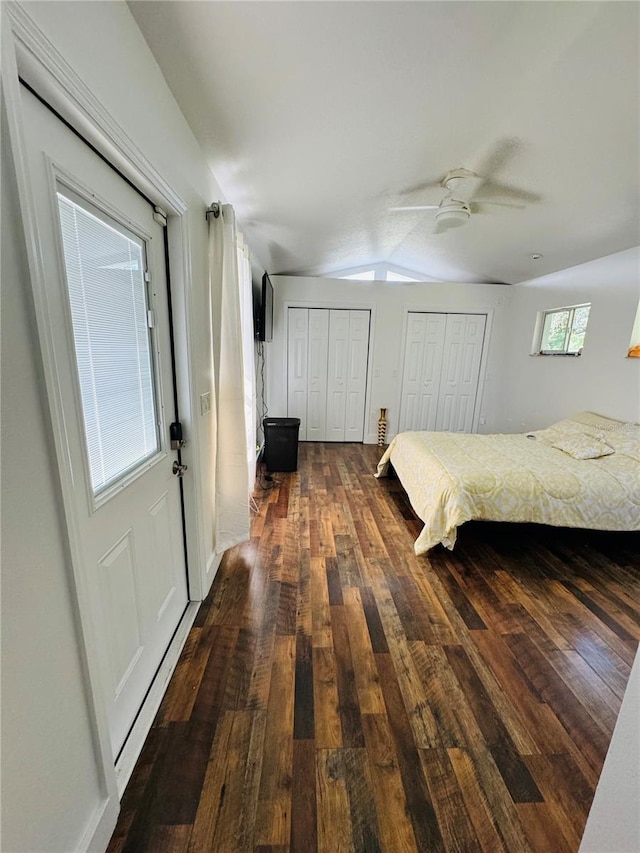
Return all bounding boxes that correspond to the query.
[375,412,640,554]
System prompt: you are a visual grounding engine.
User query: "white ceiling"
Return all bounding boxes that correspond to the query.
[128,1,639,284]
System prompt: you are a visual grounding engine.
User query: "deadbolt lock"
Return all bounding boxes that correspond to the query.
[170,421,186,450]
[172,461,188,477]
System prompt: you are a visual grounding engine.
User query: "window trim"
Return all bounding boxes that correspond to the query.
[531,302,591,357]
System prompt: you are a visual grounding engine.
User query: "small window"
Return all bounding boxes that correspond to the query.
[57,188,160,494]
[386,271,419,282]
[339,270,376,281]
[537,304,591,355]
[628,299,640,357]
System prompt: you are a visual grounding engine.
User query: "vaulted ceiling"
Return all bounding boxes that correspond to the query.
[128,1,639,284]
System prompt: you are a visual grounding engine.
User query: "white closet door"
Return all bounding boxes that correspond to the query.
[436,314,486,432]
[288,307,370,443]
[326,310,349,441]
[287,307,309,440]
[344,311,370,441]
[307,309,329,441]
[399,313,447,431]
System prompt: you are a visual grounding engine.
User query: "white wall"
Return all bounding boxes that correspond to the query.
[579,648,640,852]
[1,97,106,853]
[497,247,640,431]
[0,1,236,849]
[267,275,512,441]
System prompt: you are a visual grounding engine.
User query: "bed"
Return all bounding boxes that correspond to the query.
[375,411,640,555]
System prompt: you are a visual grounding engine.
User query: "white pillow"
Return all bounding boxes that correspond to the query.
[551,433,615,460]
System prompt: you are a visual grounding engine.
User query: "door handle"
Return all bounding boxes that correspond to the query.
[172,461,188,477]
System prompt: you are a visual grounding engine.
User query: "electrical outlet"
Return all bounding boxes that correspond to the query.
[200,392,211,415]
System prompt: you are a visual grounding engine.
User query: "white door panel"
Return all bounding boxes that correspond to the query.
[400,312,485,435]
[344,310,370,441]
[307,309,329,440]
[288,307,370,443]
[96,531,143,698]
[399,313,446,432]
[287,307,308,439]
[436,314,486,432]
[326,310,348,441]
[21,87,188,759]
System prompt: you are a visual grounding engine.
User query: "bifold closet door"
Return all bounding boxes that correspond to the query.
[399,312,486,434]
[344,310,371,442]
[287,308,308,439]
[326,310,349,440]
[287,308,370,442]
[436,314,486,432]
[326,310,370,442]
[307,309,329,441]
[398,313,447,432]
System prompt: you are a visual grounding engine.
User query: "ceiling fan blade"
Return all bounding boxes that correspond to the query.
[475,179,540,203]
[470,201,525,213]
[389,204,439,212]
[463,139,541,204]
[397,177,443,197]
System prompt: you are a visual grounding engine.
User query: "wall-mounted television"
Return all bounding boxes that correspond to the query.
[256,272,273,342]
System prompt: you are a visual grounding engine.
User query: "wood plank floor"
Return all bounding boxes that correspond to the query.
[108,442,640,852]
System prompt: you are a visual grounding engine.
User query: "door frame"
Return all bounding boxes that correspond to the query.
[2,5,205,847]
[396,306,494,437]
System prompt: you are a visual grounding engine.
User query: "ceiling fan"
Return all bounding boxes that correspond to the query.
[389,166,525,230]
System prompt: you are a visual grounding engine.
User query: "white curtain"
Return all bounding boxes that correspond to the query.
[237,235,257,490]
[208,204,250,554]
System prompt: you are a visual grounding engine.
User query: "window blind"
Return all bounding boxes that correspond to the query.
[57,191,159,494]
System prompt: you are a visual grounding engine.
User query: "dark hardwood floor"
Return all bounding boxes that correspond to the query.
[108,442,640,852]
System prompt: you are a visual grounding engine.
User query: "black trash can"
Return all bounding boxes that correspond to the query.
[263,417,301,472]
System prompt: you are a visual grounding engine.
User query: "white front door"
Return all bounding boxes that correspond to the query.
[20,87,188,759]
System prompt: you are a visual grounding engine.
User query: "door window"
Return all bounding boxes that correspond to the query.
[56,188,160,494]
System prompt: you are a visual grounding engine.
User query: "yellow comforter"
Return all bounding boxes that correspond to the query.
[375,412,640,554]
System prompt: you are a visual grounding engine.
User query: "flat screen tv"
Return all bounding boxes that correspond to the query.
[256,272,273,342]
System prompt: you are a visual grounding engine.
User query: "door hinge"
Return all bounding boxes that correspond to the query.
[147,309,155,328]
[153,206,168,227]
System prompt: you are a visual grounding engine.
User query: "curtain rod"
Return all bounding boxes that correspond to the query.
[206,202,221,219]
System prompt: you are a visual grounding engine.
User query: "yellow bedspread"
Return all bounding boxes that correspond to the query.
[375,412,640,554]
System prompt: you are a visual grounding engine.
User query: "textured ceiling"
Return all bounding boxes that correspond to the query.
[129,1,640,284]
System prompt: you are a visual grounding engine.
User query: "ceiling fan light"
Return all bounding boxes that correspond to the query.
[434,207,470,226]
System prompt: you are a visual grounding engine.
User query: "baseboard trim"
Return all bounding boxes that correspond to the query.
[80,794,119,853]
[114,601,200,796]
